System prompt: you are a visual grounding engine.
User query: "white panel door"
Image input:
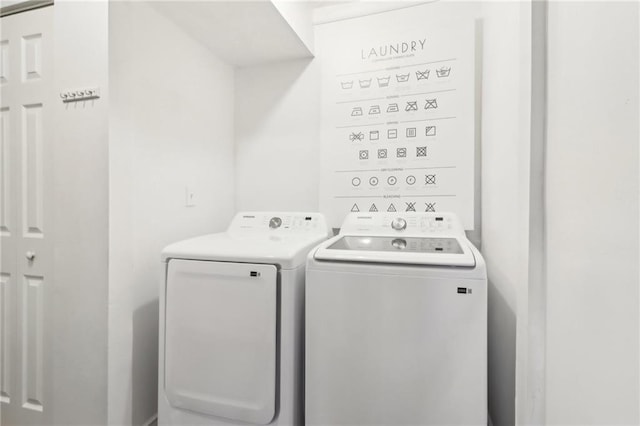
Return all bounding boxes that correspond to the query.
[165,260,278,425]
[0,5,53,426]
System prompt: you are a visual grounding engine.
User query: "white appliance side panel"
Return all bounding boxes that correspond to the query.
[165,260,277,425]
[306,268,487,426]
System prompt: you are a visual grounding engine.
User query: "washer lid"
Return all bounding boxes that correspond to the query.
[314,234,476,267]
[161,212,330,269]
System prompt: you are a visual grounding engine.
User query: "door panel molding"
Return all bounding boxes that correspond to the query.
[0,272,12,403]
[20,34,42,82]
[0,40,8,85]
[20,274,43,412]
[20,103,43,238]
[0,107,11,236]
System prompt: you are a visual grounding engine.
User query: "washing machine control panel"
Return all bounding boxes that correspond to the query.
[228,212,329,236]
[317,212,474,266]
[327,235,464,254]
[338,212,465,238]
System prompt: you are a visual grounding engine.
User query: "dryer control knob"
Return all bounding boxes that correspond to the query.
[269,217,282,229]
[391,218,407,231]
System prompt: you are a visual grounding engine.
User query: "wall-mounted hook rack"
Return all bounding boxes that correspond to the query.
[60,87,100,103]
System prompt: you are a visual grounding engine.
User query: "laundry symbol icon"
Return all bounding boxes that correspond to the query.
[405,202,416,212]
[436,67,451,78]
[351,107,363,117]
[387,103,399,113]
[425,174,436,185]
[387,203,397,212]
[369,130,379,140]
[388,129,398,139]
[369,203,378,212]
[378,149,388,159]
[369,105,381,115]
[396,73,410,83]
[387,176,397,186]
[405,101,418,112]
[425,202,436,212]
[359,150,369,160]
[350,132,364,142]
[424,99,438,109]
[341,81,353,89]
[369,176,379,186]
[406,175,416,185]
[415,69,430,80]
[425,126,437,137]
[351,177,361,187]
[406,128,417,138]
[359,78,372,88]
[377,76,390,87]
[396,147,407,158]
[351,203,360,212]
[416,146,427,157]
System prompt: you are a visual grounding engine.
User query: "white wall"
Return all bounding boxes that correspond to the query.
[479,2,532,426]
[108,3,235,425]
[545,2,639,424]
[235,58,321,212]
[52,1,109,424]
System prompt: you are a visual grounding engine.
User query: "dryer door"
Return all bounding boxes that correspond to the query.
[165,259,278,424]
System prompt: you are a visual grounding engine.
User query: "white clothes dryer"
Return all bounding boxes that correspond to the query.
[305,212,487,426]
[159,212,329,426]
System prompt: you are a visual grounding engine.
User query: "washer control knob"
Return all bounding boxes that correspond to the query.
[391,217,407,231]
[269,217,282,229]
[391,238,407,250]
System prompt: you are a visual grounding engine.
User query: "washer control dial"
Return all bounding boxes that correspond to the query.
[391,217,407,231]
[269,217,282,229]
[391,238,407,249]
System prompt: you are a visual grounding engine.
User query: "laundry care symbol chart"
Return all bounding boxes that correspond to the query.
[317,7,477,229]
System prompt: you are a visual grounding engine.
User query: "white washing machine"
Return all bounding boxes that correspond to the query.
[305,212,487,425]
[159,212,329,426]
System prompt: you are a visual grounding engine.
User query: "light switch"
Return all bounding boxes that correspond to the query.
[185,187,196,207]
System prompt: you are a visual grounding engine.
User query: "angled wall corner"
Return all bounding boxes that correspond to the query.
[270,0,316,55]
[148,0,313,68]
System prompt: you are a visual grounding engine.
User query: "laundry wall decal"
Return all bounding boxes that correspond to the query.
[317,9,477,229]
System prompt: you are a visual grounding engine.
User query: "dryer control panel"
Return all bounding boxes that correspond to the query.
[228,212,329,236]
[338,212,465,238]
